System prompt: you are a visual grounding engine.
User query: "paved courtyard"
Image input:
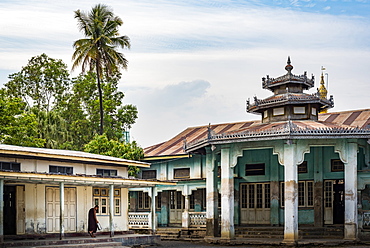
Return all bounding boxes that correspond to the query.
[149,240,370,248]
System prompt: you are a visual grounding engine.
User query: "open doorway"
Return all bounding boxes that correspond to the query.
[4,186,16,235]
[324,179,344,225]
[333,180,345,224]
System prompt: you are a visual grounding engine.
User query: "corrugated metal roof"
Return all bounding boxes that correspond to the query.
[0,144,150,167]
[144,109,370,157]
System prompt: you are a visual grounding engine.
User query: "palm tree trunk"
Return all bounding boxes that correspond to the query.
[96,67,104,135]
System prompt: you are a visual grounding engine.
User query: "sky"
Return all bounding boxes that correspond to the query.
[1,0,370,148]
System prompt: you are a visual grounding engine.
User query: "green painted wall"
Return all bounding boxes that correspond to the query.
[141,141,368,226]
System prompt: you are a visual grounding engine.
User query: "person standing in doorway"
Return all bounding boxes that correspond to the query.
[88,205,99,237]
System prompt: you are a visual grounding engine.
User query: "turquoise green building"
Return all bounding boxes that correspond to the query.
[129,58,370,243]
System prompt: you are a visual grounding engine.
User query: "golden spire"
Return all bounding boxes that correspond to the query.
[318,72,328,113]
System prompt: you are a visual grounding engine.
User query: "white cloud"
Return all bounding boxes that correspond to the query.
[0,0,369,147]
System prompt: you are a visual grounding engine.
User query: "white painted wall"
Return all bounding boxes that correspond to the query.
[0,155,131,234]
[0,156,128,177]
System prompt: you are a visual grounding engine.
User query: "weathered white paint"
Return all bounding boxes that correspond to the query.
[76,186,89,232]
[182,200,189,228]
[221,146,234,240]
[205,148,218,237]
[182,185,190,228]
[344,140,358,240]
[159,163,168,180]
[0,144,164,236]
[109,185,114,237]
[20,183,133,234]
[193,155,202,178]
[0,156,128,177]
[283,142,298,243]
[150,187,157,233]
[59,182,64,240]
[36,184,46,233]
[121,188,129,231]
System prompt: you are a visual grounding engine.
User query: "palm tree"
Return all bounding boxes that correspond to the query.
[72,4,131,135]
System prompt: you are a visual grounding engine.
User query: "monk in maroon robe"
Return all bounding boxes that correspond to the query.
[88,205,99,237]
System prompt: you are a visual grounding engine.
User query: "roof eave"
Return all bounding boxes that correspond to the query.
[185,133,370,153]
[142,154,191,161]
[0,148,150,168]
[0,171,175,187]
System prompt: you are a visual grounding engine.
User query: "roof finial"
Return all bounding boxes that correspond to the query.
[318,72,328,113]
[285,56,293,73]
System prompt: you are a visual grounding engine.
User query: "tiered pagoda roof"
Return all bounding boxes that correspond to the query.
[247,57,334,121]
[262,57,314,91]
[144,109,370,158]
[143,58,369,158]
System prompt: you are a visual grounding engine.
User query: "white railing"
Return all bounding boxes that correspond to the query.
[128,212,151,229]
[189,212,206,227]
[363,211,370,228]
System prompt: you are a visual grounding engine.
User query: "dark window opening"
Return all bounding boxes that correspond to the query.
[97,169,117,177]
[331,159,344,172]
[142,170,157,179]
[138,191,150,209]
[49,165,73,175]
[298,161,308,173]
[174,168,190,179]
[245,163,265,176]
[0,162,20,171]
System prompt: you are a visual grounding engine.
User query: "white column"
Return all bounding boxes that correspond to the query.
[344,141,358,240]
[221,146,234,240]
[0,179,4,243]
[150,187,157,234]
[205,147,218,237]
[283,142,298,243]
[59,182,65,240]
[109,184,114,237]
[182,185,190,228]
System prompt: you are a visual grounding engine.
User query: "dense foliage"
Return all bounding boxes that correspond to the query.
[2,53,142,175]
[84,134,143,177]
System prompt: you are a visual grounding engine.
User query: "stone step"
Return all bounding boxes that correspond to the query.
[236,234,284,239]
[156,228,182,232]
[31,241,126,248]
[235,227,344,239]
[158,234,179,238]
[5,234,160,247]
[236,229,282,233]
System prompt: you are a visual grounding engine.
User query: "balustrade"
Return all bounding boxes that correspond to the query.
[189,212,206,227]
[363,211,370,228]
[128,212,151,229]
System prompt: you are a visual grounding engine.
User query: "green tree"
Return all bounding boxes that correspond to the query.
[6,53,70,112]
[3,52,139,161]
[34,109,69,149]
[0,89,45,147]
[5,54,71,148]
[55,71,138,151]
[84,134,144,177]
[70,72,138,141]
[72,4,131,135]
